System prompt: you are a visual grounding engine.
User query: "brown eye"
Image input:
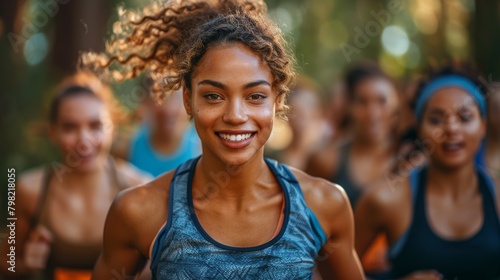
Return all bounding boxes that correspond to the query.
[61,123,77,132]
[248,93,267,101]
[427,116,442,125]
[203,93,223,101]
[90,121,103,131]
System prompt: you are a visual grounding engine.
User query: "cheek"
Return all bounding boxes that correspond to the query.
[56,131,79,148]
[419,124,446,145]
[463,120,485,142]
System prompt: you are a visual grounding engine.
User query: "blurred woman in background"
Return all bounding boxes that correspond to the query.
[266,77,327,170]
[113,87,201,177]
[0,72,151,280]
[355,67,500,280]
[306,62,399,207]
[306,63,399,276]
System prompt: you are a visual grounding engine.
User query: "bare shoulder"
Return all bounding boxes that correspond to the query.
[289,167,349,235]
[107,170,175,253]
[356,174,412,222]
[111,170,173,223]
[18,167,48,207]
[114,158,153,188]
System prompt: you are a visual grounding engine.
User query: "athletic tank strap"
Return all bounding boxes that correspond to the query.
[389,167,425,259]
[150,160,192,269]
[477,166,500,224]
[266,158,327,251]
[31,166,53,228]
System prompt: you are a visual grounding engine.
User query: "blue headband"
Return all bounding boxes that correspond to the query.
[415,75,486,122]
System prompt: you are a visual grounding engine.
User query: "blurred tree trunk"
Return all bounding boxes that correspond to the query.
[471,0,500,79]
[50,0,114,77]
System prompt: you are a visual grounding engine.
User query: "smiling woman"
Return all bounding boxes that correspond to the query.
[355,66,500,280]
[0,72,152,280]
[81,0,365,279]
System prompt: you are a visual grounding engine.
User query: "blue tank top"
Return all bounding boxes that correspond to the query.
[129,124,201,177]
[389,166,500,280]
[150,157,327,280]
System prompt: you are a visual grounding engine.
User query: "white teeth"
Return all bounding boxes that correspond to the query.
[218,133,252,142]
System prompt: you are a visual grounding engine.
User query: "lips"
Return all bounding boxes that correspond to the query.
[217,133,252,142]
[441,141,465,153]
[215,131,256,149]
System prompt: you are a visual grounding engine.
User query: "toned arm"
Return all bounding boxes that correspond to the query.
[292,168,365,280]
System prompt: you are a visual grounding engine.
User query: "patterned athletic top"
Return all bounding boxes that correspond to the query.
[150,156,327,280]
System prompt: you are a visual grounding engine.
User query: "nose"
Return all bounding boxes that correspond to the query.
[76,128,94,155]
[223,99,248,124]
[368,103,383,120]
[443,115,460,134]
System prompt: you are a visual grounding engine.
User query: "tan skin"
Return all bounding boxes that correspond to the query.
[92,43,364,280]
[0,95,151,279]
[306,77,398,197]
[280,87,325,169]
[355,88,500,280]
[486,87,500,179]
[113,88,192,160]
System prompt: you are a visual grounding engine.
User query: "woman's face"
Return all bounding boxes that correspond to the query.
[419,88,485,169]
[185,43,276,166]
[50,94,114,172]
[350,78,398,143]
[148,88,189,135]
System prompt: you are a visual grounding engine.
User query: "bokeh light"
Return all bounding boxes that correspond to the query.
[381,25,410,57]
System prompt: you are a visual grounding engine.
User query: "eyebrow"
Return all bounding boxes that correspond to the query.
[426,108,446,115]
[197,79,271,90]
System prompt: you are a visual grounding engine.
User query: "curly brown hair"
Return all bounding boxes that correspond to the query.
[80,0,296,118]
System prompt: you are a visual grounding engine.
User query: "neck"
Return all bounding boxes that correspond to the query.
[427,161,478,198]
[150,124,186,153]
[195,151,271,201]
[351,136,392,155]
[57,162,107,192]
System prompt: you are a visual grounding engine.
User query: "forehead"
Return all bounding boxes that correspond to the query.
[192,43,273,86]
[425,87,477,112]
[355,78,395,96]
[56,94,107,122]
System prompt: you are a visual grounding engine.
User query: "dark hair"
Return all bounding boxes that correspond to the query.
[80,0,296,119]
[344,62,391,100]
[411,63,487,113]
[49,71,123,124]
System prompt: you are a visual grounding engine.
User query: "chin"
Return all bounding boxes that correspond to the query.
[433,156,471,170]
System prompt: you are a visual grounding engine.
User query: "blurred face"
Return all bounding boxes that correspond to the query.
[350,78,398,143]
[185,43,276,166]
[419,88,486,169]
[288,89,321,133]
[148,88,188,134]
[50,95,113,172]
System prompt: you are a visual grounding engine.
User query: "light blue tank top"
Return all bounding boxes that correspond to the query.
[129,124,201,177]
[150,157,327,280]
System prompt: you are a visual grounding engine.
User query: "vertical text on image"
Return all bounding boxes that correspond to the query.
[7,168,17,272]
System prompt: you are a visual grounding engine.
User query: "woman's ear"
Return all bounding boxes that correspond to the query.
[183,87,193,117]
